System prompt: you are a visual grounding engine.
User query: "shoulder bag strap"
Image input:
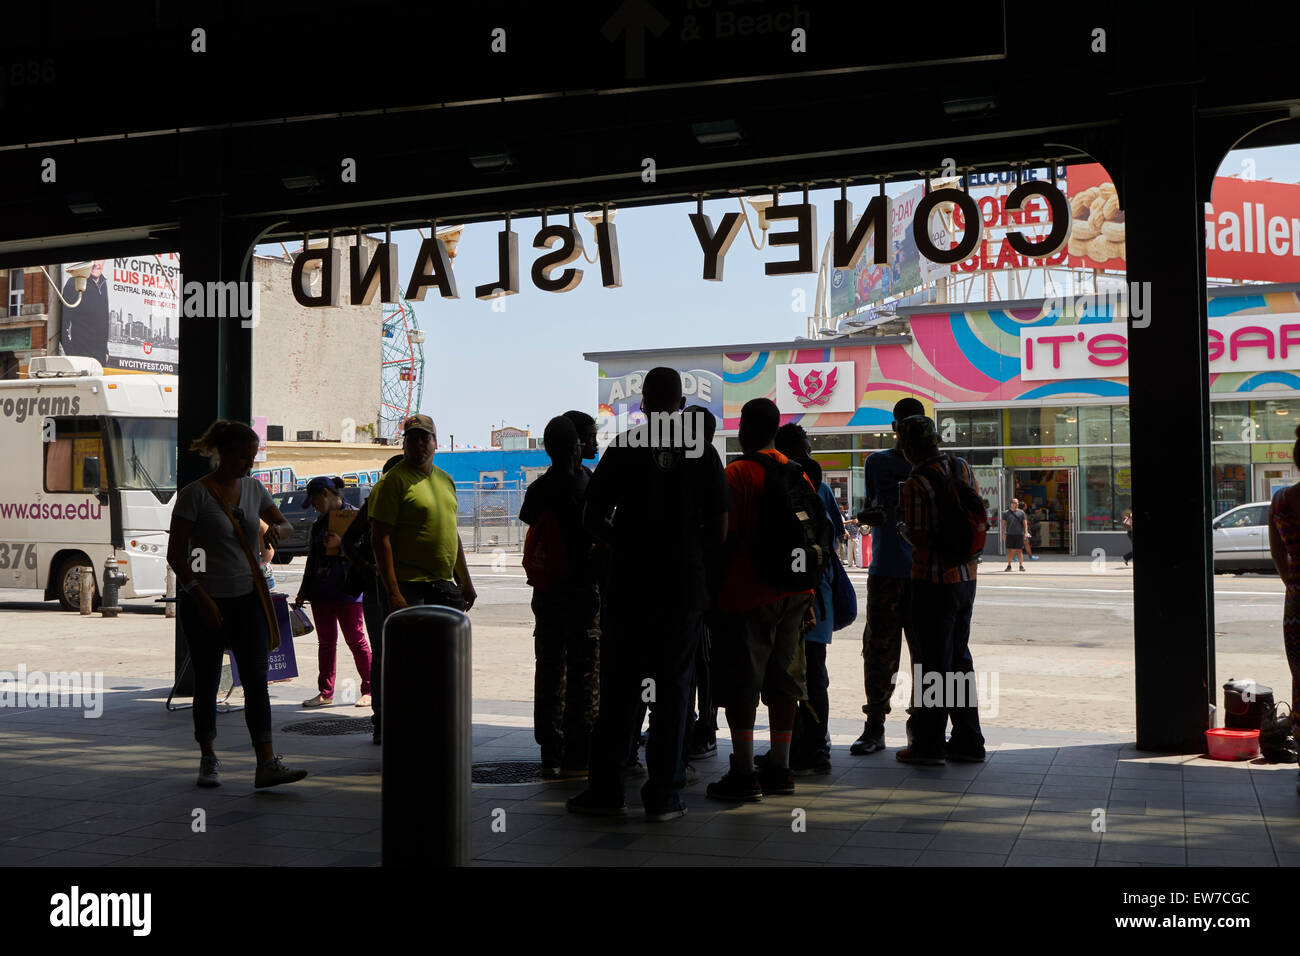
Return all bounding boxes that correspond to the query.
[200,477,281,651]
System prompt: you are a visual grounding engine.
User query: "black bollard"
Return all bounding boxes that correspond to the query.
[382,604,472,866]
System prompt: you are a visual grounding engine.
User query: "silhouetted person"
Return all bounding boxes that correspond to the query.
[167,419,307,789]
[340,454,405,745]
[521,415,600,778]
[896,415,985,765]
[297,475,371,709]
[770,422,839,776]
[567,368,728,822]
[369,414,477,614]
[707,399,817,802]
[563,410,599,465]
[851,396,924,755]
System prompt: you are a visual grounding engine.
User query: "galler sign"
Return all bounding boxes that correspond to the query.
[290,182,1069,306]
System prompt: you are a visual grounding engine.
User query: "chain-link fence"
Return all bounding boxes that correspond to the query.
[456,480,525,552]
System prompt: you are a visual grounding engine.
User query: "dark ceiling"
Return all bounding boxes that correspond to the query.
[0,0,1296,265]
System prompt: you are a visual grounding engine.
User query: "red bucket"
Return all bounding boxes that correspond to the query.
[1205,728,1260,761]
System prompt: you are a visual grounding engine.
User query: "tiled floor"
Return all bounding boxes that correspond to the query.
[0,682,1297,866]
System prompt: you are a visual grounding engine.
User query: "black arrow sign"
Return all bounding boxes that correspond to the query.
[602,0,670,81]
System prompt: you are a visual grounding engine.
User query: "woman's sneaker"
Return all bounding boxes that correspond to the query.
[706,755,762,802]
[254,755,308,788]
[197,754,221,788]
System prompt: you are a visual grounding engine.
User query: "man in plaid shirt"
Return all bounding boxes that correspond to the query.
[895,415,986,765]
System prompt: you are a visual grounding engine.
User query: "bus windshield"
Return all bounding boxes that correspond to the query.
[105,417,178,499]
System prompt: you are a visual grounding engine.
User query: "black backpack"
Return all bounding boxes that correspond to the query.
[915,456,988,567]
[741,453,832,591]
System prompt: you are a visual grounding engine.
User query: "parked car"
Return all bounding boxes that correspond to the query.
[270,484,372,563]
[1212,501,1276,573]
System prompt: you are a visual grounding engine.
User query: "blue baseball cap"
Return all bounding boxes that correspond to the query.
[303,475,341,506]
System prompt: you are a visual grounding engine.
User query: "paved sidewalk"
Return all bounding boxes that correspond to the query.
[471,703,1300,867]
[2,676,1297,867]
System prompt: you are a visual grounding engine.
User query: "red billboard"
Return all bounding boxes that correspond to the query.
[1067,162,1300,282]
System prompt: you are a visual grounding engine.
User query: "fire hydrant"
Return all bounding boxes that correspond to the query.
[101,554,127,618]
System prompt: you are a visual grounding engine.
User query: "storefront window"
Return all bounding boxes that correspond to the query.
[1080,446,1113,531]
[1008,406,1078,446]
[1078,444,1132,530]
[1254,398,1300,441]
[808,433,852,452]
[1079,405,1113,445]
[1211,401,1249,442]
[1112,449,1132,528]
[938,409,1002,447]
[854,432,897,451]
[1212,443,1249,516]
[1112,405,1130,444]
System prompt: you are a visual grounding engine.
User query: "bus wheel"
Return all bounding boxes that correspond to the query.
[56,555,99,612]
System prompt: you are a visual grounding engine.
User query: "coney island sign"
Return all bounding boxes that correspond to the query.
[288,181,1071,308]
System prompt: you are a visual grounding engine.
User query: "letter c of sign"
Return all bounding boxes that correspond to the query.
[1002,182,1071,259]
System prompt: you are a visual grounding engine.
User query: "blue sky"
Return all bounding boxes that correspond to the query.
[261,144,1300,447]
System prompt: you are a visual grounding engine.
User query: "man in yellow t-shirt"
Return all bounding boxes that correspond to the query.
[369,414,477,613]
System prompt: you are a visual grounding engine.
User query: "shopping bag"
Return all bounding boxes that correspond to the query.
[830,551,858,631]
[229,594,300,685]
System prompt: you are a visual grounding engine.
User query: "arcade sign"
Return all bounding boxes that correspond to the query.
[289,182,1070,306]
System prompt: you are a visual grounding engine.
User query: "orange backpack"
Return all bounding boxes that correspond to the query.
[522,509,571,592]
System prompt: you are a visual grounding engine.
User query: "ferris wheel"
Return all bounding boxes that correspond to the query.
[379,286,425,443]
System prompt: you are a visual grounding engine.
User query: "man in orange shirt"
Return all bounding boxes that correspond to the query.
[708,398,817,802]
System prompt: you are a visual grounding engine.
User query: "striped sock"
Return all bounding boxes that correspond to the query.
[732,729,754,771]
[771,730,793,768]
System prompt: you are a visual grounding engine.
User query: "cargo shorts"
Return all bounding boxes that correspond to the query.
[713,592,812,710]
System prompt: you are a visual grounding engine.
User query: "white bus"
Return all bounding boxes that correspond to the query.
[0,355,177,610]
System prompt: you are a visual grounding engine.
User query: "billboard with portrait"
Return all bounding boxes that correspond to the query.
[59,256,180,374]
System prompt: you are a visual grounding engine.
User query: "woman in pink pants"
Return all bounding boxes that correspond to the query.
[296,476,372,708]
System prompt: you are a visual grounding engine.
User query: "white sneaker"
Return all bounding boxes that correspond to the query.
[197,754,222,788]
[255,755,308,789]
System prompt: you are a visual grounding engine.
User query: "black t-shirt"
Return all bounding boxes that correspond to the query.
[520,465,595,586]
[584,429,729,612]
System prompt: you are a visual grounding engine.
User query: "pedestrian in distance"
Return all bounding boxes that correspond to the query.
[340,454,405,745]
[706,399,823,803]
[166,419,308,790]
[567,368,729,822]
[297,476,372,709]
[895,414,987,765]
[851,396,925,756]
[1003,497,1029,571]
[846,512,862,568]
[521,415,600,779]
[1122,509,1134,566]
[369,413,478,615]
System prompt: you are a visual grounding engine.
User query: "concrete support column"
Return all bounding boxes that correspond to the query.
[1121,89,1215,752]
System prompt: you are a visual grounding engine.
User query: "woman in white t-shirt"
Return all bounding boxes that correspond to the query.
[167,420,308,790]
